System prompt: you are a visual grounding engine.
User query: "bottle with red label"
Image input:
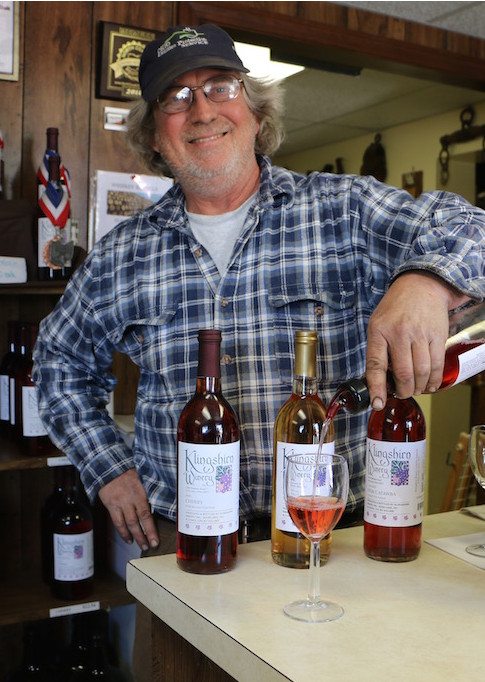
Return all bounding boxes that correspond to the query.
[177,329,240,574]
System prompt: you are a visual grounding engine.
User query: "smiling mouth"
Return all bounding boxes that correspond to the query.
[189,132,227,144]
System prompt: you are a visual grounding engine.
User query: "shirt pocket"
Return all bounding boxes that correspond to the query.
[267,279,358,390]
[116,302,192,403]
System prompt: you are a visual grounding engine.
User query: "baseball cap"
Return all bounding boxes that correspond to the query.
[139,24,249,102]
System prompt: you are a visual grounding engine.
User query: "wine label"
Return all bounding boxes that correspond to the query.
[22,386,48,436]
[452,344,485,387]
[275,441,335,532]
[53,530,94,581]
[364,438,427,527]
[0,373,8,421]
[177,441,240,537]
[9,377,14,425]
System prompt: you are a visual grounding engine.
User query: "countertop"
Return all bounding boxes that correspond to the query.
[127,510,485,681]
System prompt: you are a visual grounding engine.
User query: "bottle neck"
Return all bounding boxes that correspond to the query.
[292,374,318,396]
[196,376,222,394]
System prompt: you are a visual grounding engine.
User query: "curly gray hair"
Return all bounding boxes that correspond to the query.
[125,74,285,178]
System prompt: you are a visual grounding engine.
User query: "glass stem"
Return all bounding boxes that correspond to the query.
[308,540,321,604]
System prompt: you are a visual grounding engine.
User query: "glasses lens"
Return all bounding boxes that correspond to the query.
[205,76,240,102]
[158,87,192,113]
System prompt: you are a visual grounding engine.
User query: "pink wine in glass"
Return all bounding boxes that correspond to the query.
[287,496,346,540]
[177,330,240,574]
[364,395,426,562]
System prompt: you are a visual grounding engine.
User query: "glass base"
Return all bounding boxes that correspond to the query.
[283,598,344,623]
[465,543,485,557]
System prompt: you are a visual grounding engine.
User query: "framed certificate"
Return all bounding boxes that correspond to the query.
[0,1,19,81]
[97,21,162,101]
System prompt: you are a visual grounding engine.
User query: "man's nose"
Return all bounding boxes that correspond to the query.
[189,89,216,121]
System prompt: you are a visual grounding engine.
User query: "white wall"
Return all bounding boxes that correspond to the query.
[274,100,485,197]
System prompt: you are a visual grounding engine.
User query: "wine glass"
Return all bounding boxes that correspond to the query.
[466,424,485,557]
[284,453,349,622]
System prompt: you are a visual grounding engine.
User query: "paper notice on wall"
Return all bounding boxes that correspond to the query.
[88,170,173,249]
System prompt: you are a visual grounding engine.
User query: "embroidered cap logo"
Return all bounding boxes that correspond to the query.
[157,28,208,58]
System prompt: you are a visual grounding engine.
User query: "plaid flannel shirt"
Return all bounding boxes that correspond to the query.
[33,155,485,520]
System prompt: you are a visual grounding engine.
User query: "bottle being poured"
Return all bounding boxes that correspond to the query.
[317,300,485,562]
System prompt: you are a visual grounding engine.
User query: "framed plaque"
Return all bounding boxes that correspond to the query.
[97,21,162,101]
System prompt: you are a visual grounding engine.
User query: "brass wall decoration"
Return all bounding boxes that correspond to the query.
[97,22,162,101]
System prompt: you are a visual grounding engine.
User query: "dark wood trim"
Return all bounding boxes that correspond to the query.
[177,1,485,90]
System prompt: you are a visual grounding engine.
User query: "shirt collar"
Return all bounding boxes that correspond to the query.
[146,154,294,229]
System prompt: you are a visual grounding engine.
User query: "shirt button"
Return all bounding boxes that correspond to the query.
[220,297,229,308]
[194,248,203,258]
[221,354,232,365]
[315,306,324,317]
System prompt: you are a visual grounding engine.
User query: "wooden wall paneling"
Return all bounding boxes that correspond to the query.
[22,2,93,248]
[177,1,485,90]
[0,2,24,200]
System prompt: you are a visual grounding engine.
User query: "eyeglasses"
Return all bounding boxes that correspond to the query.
[156,74,244,114]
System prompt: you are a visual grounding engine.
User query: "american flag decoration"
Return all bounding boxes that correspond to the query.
[39,180,70,228]
[37,150,71,196]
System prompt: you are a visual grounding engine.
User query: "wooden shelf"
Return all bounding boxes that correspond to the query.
[0,567,135,626]
[0,281,66,296]
[0,436,64,471]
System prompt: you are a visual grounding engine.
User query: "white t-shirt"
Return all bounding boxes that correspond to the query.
[186,194,256,276]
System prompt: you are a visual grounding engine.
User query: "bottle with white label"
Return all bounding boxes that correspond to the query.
[364,395,426,562]
[47,465,94,599]
[177,329,240,574]
[14,323,51,455]
[0,320,18,437]
[271,331,334,568]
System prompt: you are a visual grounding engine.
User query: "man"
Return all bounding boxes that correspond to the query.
[34,24,484,555]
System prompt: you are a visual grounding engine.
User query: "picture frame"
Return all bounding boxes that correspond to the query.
[0,1,19,81]
[97,21,162,101]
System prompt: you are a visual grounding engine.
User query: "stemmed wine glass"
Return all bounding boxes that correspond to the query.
[284,453,349,622]
[466,424,485,557]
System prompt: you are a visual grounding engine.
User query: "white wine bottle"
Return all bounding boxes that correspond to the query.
[271,331,334,568]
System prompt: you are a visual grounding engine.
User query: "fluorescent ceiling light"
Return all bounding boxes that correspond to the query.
[235,42,305,81]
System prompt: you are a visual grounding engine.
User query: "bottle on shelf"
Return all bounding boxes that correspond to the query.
[0,127,4,199]
[64,611,127,682]
[42,464,94,599]
[271,330,334,568]
[13,323,51,455]
[177,329,240,574]
[37,148,73,281]
[4,622,53,681]
[0,320,19,437]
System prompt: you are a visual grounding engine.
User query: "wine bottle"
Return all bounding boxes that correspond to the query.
[327,300,485,417]
[0,320,18,437]
[47,465,94,599]
[65,612,127,682]
[5,622,51,681]
[364,395,426,561]
[37,127,59,188]
[271,330,334,568]
[0,128,4,199]
[38,153,73,281]
[15,323,51,455]
[41,465,66,584]
[441,300,485,388]
[177,329,240,574]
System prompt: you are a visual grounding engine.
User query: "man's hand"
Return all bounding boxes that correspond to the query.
[98,468,159,551]
[366,272,470,409]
